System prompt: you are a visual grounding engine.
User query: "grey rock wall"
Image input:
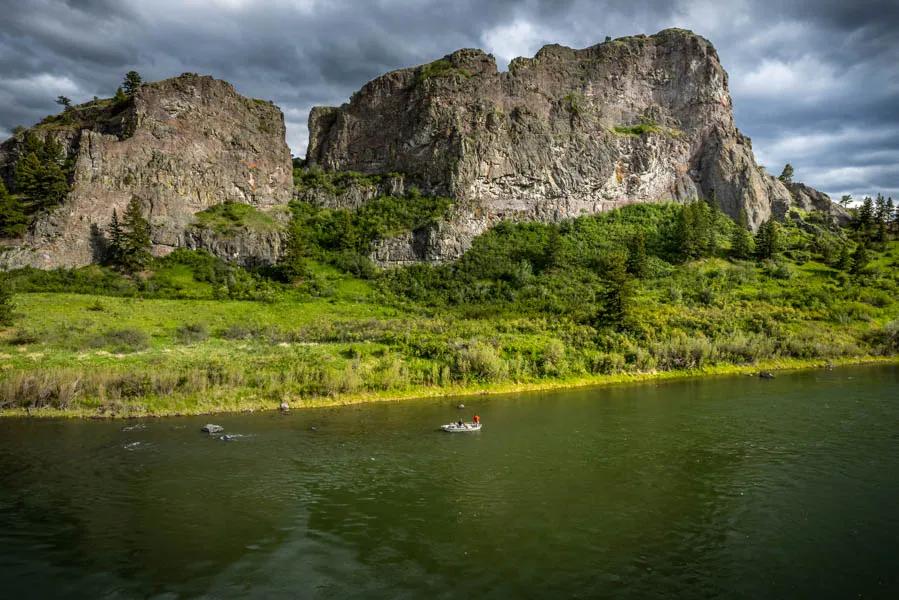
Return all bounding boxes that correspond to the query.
[0,74,293,269]
[307,28,821,263]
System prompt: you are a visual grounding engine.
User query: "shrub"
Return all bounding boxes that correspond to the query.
[175,323,209,344]
[9,329,39,345]
[540,339,568,376]
[453,341,507,382]
[88,328,149,352]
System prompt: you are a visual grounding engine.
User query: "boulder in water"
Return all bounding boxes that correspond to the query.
[202,424,224,433]
[758,371,775,379]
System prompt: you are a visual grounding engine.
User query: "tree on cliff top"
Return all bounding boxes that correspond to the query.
[778,163,794,183]
[123,71,142,97]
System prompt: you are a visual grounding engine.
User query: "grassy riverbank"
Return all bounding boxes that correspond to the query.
[2,202,897,418]
[3,355,897,419]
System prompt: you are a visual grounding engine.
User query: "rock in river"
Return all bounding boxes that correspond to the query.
[202,424,224,434]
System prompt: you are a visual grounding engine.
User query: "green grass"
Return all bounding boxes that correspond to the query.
[416,59,473,85]
[293,166,401,195]
[192,202,282,235]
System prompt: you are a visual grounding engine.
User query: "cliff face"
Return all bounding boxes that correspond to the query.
[0,74,292,268]
[307,28,798,262]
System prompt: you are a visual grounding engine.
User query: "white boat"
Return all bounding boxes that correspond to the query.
[440,422,481,433]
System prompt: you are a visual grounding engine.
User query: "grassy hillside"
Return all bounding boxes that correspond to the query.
[1,199,897,416]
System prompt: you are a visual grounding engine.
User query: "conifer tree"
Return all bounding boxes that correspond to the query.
[730,207,754,259]
[850,242,869,276]
[122,71,142,96]
[778,163,794,183]
[887,197,896,235]
[626,231,648,278]
[836,244,853,271]
[106,209,124,265]
[0,179,28,237]
[754,218,780,260]
[857,196,874,234]
[874,194,888,242]
[12,134,69,213]
[0,279,14,326]
[676,201,713,260]
[119,197,152,272]
[113,87,127,103]
[595,250,633,329]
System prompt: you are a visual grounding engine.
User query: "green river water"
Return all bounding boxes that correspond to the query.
[1,364,897,598]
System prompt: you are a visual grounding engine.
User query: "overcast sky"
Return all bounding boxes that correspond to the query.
[1,0,896,200]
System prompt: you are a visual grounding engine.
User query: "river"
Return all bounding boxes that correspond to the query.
[1,364,897,598]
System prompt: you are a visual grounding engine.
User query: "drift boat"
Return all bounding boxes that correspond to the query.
[441,422,482,433]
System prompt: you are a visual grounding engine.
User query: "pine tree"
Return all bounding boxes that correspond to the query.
[0,279,14,326]
[754,218,780,260]
[120,197,152,272]
[887,197,896,236]
[114,87,127,103]
[12,134,69,214]
[874,194,887,242]
[626,231,648,277]
[106,209,124,265]
[122,71,142,97]
[595,250,633,329]
[850,242,869,276]
[730,207,754,259]
[778,163,794,183]
[676,201,713,260]
[836,244,852,271]
[0,179,28,237]
[857,196,874,234]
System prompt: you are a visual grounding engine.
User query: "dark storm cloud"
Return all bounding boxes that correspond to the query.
[0,0,896,200]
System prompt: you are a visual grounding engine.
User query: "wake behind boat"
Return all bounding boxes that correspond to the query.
[441,422,481,433]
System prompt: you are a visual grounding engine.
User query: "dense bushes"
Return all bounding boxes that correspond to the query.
[1,249,282,301]
[279,191,452,278]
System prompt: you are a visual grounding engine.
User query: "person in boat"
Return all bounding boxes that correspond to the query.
[457,419,463,427]
[473,415,480,426]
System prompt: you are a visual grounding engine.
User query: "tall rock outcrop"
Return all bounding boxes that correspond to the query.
[306,28,802,262]
[0,73,292,268]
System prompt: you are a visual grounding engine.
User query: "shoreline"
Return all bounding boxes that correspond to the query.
[2,354,897,420]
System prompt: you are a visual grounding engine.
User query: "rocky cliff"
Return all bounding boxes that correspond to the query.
[306,28,808,262]
[0,30,846,271]
[0,74,292,268]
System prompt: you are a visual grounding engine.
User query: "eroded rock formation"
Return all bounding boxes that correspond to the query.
[306,28,808,262]
[0,74,292,268]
